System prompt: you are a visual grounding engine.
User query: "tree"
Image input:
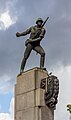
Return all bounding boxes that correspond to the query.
[67,104,71,120]
[67,104,71,114]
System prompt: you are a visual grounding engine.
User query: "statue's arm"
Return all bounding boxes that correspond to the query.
[16,27,32,37]
[20,27,32,36]
[30,28,46,42]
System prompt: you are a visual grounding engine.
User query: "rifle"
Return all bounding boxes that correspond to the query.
[25,17,49,46]
[42,17,49,27]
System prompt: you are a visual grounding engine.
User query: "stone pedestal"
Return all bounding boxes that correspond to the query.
[14,67,54,120]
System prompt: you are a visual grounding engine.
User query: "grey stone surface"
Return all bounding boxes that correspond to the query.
[15,69,35,95]
[15,88,45,112]
[15,91,35,111]
[15,67,48,95]
[15,106,54,120]
[35,88,45,107]
[15,107,35,120]
[14,68,54,120]
[40,106,54,120]
[35,68,48,89]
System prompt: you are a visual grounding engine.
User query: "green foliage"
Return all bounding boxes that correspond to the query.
[67,104,71,114]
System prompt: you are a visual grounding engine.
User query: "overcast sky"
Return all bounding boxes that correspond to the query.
[0,0,71,120]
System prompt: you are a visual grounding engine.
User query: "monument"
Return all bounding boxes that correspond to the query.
[14,17,59,120]
[16,17,49,75]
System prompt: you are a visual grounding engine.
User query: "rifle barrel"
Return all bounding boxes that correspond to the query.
[42,17,49,27]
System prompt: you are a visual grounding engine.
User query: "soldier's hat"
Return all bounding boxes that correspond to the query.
[36,18,43,24]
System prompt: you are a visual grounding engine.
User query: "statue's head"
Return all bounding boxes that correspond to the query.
[36,18,43,27]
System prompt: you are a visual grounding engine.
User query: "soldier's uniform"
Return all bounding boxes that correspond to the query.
[20,18,46,72]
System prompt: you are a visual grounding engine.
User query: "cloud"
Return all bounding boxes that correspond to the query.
[50,64,71,120]
[0,64,71,120]
[0,97,14,120]
[0,0,17,30]
[0,113,12,120]
[0,0,71,77]
[0,0,71,119]
[0,75,14,94]
[0,104,1,112]
[0,10,17,30]
[9,98,14,119]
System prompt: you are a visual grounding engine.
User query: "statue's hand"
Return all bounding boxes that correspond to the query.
[16,32,21,37]
[25,39,32,46]
[28,39,32,42]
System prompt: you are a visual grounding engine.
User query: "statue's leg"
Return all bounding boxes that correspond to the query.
[33,45,45,68]
[20,44,33,73]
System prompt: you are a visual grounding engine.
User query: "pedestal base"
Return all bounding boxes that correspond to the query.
[14,67,54,120]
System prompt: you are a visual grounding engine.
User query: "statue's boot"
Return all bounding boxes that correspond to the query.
[17,58,26,77]
[20,58,26,73]
[40,56,46,71]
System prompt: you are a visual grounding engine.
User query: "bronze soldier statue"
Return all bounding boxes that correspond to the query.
[16,17,49,75]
